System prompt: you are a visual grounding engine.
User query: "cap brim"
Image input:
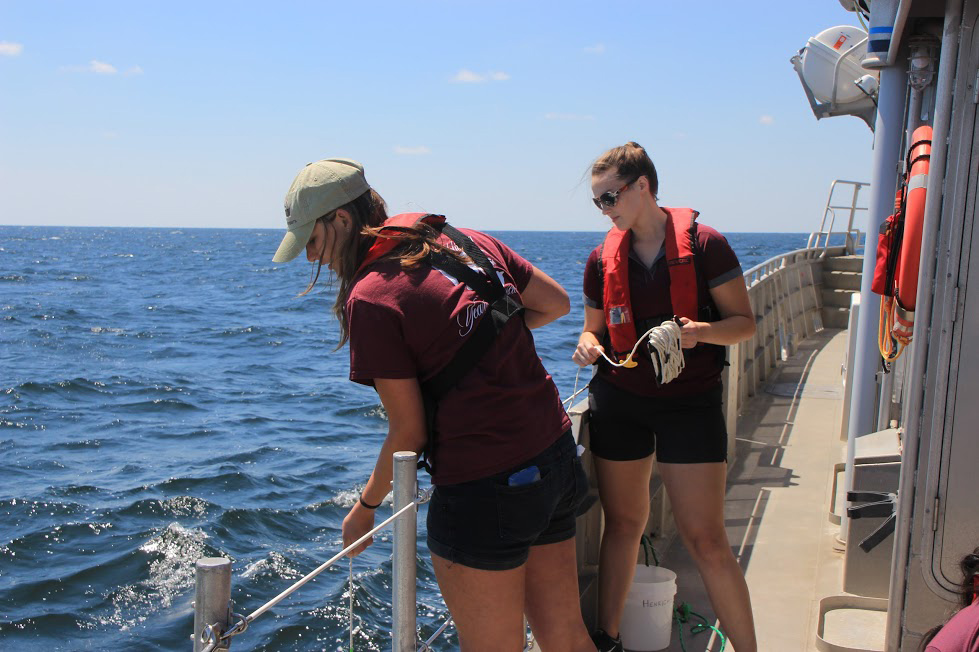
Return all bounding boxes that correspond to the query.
[272,220,316,263]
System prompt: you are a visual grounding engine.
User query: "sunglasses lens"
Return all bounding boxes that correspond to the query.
[600,192,616,208]
[592,197,603,209]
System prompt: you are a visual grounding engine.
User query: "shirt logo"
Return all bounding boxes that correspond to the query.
[458,301,488,337]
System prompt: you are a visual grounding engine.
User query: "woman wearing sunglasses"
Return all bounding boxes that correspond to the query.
[572,142,758,652]
[273,158,596,651]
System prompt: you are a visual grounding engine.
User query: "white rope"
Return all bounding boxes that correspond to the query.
[598,320,685,385]
[645,320,685,385]
[349,557,355,651]
[562,366,587,407]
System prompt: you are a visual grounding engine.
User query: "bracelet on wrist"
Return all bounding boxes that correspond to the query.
[359,493,382,510]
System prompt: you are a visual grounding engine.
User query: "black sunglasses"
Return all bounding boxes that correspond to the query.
[592,179,637,210]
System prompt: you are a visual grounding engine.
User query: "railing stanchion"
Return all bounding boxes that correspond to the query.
[193,557,232,652]
[393,451,418,651]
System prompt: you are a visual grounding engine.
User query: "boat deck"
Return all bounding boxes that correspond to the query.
[656,328,878,651]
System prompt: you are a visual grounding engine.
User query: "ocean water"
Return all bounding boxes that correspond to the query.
[0,227,810,651]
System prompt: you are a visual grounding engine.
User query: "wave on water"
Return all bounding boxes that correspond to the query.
[96,523,212,630]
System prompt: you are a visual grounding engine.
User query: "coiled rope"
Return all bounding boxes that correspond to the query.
[565,319,685,411]
[598,320,685,384]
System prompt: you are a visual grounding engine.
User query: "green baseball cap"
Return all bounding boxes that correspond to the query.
[272,158,370,263]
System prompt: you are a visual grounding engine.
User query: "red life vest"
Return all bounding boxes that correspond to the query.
[602,207,700,361]
[358,212,445,271]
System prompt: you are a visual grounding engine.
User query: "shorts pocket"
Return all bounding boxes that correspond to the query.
[494,470,558,543]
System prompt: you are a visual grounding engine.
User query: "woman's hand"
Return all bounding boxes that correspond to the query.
[342,502,377,557]
[574,305,608,366]
[678,317,704,349]
[573,337,605,366]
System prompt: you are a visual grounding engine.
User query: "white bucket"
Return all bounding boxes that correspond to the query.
[619,565,677,651]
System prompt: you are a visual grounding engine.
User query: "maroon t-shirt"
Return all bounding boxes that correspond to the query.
[346,229,571,486]
[926,601,979,652]
[583,222,743,397]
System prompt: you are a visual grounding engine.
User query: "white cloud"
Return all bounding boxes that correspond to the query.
[452,69,484,83]
[394,145,431,155]
[451,69,509,83]
[90,60,117,74]
[544,112,595,121]
[759,115,775,125]
[0,42,23,56]
[584,44,605,54]
[61,60,142,75]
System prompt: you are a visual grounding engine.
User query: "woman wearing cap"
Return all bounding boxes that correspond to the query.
[572,143,757,652]
[274,158,595,651]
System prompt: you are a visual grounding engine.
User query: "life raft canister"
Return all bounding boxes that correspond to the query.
[891,125,931,342]
[602,207,699,362]
[358,212,446,271]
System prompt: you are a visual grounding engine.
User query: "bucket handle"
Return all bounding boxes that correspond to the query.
[641,534,659,567]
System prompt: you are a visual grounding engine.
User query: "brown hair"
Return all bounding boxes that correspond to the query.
[592,141,659,199]
[302,188,468,348]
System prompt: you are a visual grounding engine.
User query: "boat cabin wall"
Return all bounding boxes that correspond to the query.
[891,0,979,648]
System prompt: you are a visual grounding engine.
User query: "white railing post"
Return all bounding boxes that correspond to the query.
[392,451,418,651]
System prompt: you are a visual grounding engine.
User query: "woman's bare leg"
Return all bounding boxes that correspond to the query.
[659,462,757,652]
[524,538,597,651]
[432,552,526,651]
[593,455,656,637]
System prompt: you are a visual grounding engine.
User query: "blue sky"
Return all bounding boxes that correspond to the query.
[0,1,873,232]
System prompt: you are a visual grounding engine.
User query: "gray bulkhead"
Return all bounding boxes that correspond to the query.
[890,0,979,648]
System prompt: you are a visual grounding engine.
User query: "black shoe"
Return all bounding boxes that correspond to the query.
[591,629,623,652]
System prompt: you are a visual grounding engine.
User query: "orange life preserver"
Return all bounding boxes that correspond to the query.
[892,125,931,340]
[876,125,931,361]
[358,212,444,271]
[602,207,700,362]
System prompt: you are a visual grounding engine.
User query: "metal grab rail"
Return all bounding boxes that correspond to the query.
[193,451,432,652]
[806,179,869,254]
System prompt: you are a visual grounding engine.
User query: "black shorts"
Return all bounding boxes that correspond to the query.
[587,375,728,464]
[426,431,588,571]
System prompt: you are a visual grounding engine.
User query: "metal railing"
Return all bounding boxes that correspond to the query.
[192,451,431,652]
[806,179,869,254]
[724,245,836,428]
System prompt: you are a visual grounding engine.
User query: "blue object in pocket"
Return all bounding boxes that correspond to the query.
[507,465,541,486]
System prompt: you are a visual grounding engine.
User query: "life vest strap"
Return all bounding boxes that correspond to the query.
[662,207,699,324]
[361,216,525,474]
[421,223,525,399]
